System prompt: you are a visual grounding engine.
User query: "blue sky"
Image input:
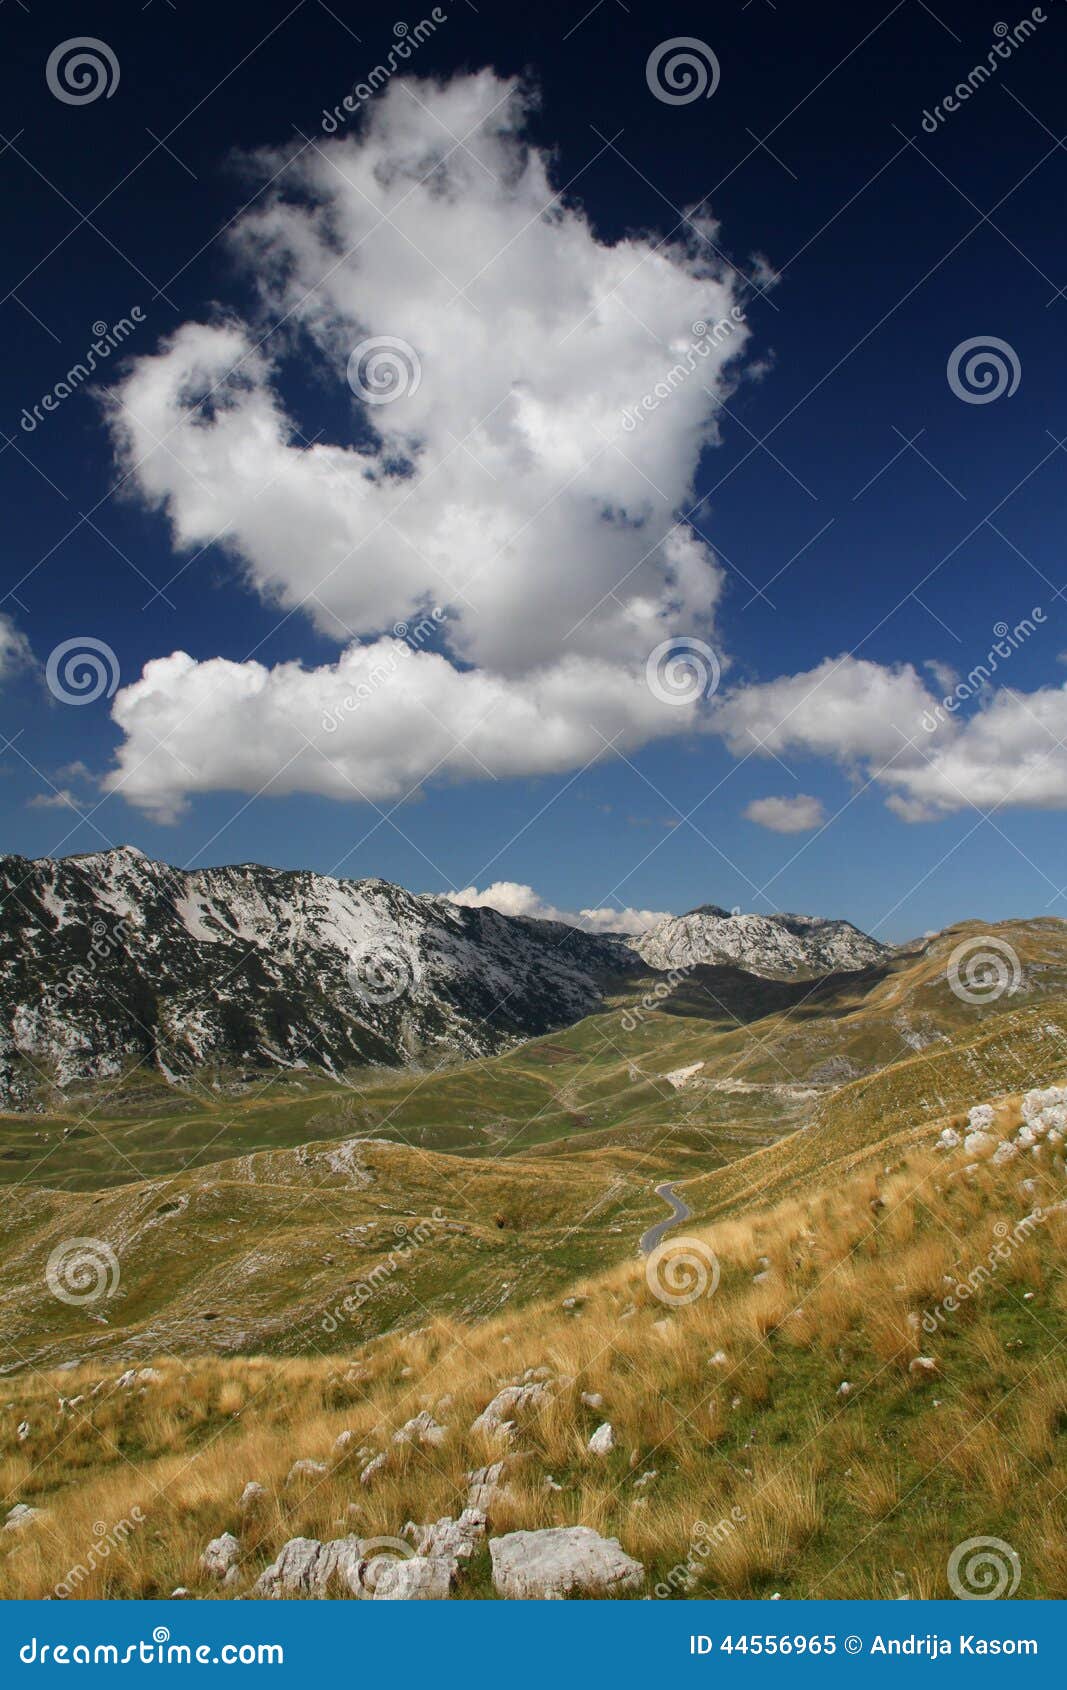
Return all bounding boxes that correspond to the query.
[2,0,1066,940]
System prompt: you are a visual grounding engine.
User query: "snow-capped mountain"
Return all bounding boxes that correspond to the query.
[0,848,637,1108]
[634,903,888,977]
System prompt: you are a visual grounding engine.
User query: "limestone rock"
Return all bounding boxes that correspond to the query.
[392,1411,446,1448]
[359,1453,388,1487]
[200,1533,241,1580]
[5,1503,41,1531]
[489,1526,644,1600]
[285,1459,327,1486]
[405,1508,485,1563]
[253,1535,365,1598]
[470,1381,551,1436]
[372,1557,452,1599]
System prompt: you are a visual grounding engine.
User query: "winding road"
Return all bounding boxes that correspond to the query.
[639,1181,693,1255]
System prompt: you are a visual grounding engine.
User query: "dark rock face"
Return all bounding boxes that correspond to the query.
[0,848,638,1107]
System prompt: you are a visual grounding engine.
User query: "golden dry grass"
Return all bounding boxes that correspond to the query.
[1,1114,1064,1601]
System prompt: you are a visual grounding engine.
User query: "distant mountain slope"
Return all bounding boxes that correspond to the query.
[634,903,889,976]
[0,848,637,1108]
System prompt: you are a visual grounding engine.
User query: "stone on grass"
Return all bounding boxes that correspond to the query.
[489,1526,644,1600]
[405,1508,485,1563]
[5,1503,41,1531]
[253,1535,365,1599]
[466,1460,515,1513]
[580,1391,603,1410]
[587,1422,615,1455]
[963,1131,995,1157]
[392,1410,446,1448]
[470,1381,551,1436]
[240,1482,266,1511]
[285,1459,327,1486]
[199,1532,241,1580]
[373,1557,452,1600]
[359,1452,388,1487]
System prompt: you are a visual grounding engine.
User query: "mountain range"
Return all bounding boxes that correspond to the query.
[0,848,894,1109]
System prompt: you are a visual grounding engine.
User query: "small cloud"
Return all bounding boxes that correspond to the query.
[0,615,32,685]
[923,658,958,693]
[743,793,826,834]
[27,788,85,812]
[444,881,669,936]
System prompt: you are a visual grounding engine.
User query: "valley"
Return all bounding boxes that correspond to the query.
[1,860,1065,1600]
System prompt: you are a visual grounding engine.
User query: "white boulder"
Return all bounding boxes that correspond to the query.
[470,1381,552,1436]
[4,1503,41,1531]
[253,1535,365,1598]
[199,1533,241,1580]
[587,1422,615,1455]
[405,1508,485,1563]
[285,1459,327,1486]
[489,1526,644,1600]
[372,1557,452,1599]
[359,1453,388,1487]
[392,1411,447,1448]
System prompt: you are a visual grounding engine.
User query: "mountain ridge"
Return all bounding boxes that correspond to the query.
[1,848,889,1109]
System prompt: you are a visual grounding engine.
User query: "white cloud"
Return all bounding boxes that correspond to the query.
[0,616,31,684]
[714,655,939,765]
[27,788,84,812]
[103,640,707,819]
[446,881,668,936]
[102,71,757,817]
[714,655,1067,822]
[743,793,826,833]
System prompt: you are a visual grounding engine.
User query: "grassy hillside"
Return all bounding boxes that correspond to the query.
[0,1136,670,1373]
[2,1120,1063,1599]
[1,918,1064,1599]
[4,919,1064,1194]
